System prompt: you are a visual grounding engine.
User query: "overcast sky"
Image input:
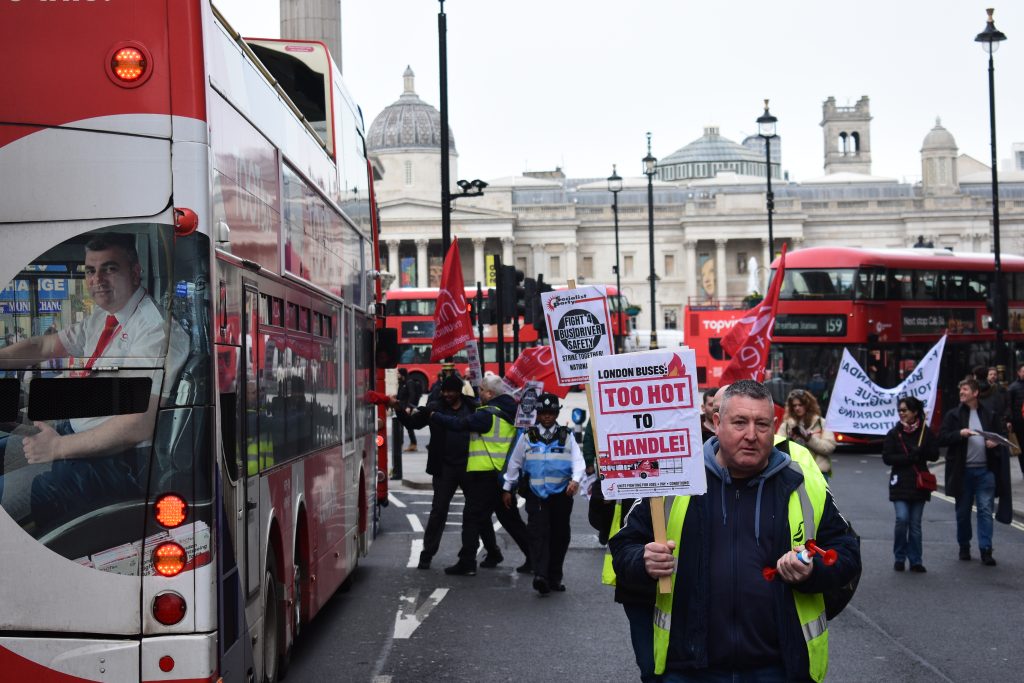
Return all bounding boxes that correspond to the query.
[214,0,1024,184]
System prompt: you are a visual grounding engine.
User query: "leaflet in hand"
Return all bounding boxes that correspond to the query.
[971,430,1015,450]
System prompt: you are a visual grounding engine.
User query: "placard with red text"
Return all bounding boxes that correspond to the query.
[589,348,706,500]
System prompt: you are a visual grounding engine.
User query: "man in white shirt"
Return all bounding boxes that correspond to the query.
[0,233,185,526]
[502,393,585,595]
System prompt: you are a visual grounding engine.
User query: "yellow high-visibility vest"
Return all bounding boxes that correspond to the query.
[466,405,516,472]
[652,457,829,681]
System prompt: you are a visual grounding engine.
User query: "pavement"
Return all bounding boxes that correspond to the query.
[387,392,1024,523]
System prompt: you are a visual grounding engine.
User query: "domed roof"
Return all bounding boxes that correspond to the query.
[921,118,957,152]
[661,126,763,165]
[367,67,456,154]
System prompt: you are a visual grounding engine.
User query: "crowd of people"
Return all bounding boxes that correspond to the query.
[388,355,1024,682]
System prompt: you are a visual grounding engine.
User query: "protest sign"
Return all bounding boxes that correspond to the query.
[514,380,544,429]
[464,340,482,388]
[540,286,614,386]
[589,348,706,500]
[825,335,946,435]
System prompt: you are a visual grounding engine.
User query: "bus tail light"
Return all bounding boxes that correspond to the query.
[376,434,385,447]
[153,542,187,577]
[153,592,187,625]
[155,494,188,528]
[159,655,175,672]
[106,42,153,88]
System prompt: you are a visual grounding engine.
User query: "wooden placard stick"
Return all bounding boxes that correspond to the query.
[649,495,672,594]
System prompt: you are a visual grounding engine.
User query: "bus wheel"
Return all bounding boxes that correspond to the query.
[261,561,281,683]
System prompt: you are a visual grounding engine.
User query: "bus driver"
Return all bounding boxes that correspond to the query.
[0,233,186,528]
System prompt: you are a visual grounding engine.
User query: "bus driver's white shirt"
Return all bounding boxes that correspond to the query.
[57,287,186,436]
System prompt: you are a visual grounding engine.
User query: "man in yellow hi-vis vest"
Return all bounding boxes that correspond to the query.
[610,381,860,682]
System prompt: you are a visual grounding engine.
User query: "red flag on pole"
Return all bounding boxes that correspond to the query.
[504,345,570,398]
[720,244,788,384]
[430,239,473,361]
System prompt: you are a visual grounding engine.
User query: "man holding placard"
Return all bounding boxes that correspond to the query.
[609,381,860,682]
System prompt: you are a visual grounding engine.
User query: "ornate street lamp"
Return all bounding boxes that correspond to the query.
[643,133,658,350]
[976,7,1008,368]
[607,165,623,352]
[757,100,778,260]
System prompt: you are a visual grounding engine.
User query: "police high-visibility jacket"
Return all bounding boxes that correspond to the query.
[503,425,586,499]
[466,404,517,472]
[652,454,830,681]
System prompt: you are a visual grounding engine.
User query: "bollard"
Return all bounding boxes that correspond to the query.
[390,414,403,480]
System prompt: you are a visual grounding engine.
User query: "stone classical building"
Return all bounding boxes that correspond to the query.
[367,72,1024,334]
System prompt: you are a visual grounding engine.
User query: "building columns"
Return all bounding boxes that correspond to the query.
[684,239,697,304]
[502,236,515,267]
[386,240,400,289]
[472,237,486,286]
[566,242,578,283]
[415,238,428,288]
[533,243,545,278]
[715,238,728,302]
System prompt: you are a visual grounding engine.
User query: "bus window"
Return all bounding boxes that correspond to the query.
[886,270,913,300]
[780,269,856,300]
[914,271,941,301]
[943,272,966,300]
[855,268,885,300]
[964,271,991,301]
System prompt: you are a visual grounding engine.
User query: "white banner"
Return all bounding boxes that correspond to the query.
[824,335,946,435]
[541,286,614,386]
[589,348,707,500]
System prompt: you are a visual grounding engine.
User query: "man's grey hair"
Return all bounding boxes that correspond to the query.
[480,374,508,396]
[718,379,772,415]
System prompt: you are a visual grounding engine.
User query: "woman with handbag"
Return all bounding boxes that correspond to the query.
[777,389,837,477]
[882,396,939,573]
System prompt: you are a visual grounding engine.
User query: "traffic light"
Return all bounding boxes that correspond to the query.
[986,276,1008,331]
[482,288,497,325]
[498,264,522,323]
[523,277,537,324]
[533,274,553,338]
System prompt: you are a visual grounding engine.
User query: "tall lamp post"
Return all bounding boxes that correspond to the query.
[643,133,658,350]
[438,0,452,253]
[976,7,1008,369]
[607,165,623,352]
[757,100,778,262]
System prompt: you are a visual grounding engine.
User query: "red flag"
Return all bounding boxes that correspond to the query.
[720,244,788,384]
[504,346,570,398]
[430,240,473,361]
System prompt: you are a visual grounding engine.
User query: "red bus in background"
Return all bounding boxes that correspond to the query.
[385,285,630,393]
[766,247,1024,445]
[683,305,746,389]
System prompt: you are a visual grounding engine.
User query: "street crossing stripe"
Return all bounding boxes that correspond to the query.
[406,513,424,533]
[388,493,406,508]
[407,539,424,568]
[394,588,449,639]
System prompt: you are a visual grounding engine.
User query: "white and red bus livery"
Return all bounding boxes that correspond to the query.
[0,2,388,682]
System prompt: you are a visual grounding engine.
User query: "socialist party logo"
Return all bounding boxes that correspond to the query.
[553,308,606,354]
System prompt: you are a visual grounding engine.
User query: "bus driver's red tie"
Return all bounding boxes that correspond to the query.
[85,315,119,370]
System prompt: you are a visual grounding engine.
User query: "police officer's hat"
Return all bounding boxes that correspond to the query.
[536,393,561,413]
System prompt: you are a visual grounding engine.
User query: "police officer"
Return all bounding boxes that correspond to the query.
[502,393,586,595]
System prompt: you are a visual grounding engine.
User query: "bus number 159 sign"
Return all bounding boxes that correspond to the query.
[589,348,707,500]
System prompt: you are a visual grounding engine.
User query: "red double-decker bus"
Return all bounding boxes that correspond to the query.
[764,246,1024,444]
[385,285,629,392]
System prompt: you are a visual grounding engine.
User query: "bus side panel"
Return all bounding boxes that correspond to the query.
[303,444,349,618]
[0,638,137,681]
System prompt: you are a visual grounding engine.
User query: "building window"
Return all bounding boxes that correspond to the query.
[516,256,529,275]
[549,255,561,278]
[624,255,634,278]
[664,253,675,276]
[663,307,679,330]
[580,256,594,279]
[404,160,413,186]
[737,252,748,274]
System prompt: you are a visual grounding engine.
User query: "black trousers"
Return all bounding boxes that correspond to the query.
[525,488,574,584]
[459,472,500,564]
[492,485,531,560]
[421,466,497,563]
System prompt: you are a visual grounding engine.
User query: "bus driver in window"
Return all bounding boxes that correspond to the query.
[0,233,186,528]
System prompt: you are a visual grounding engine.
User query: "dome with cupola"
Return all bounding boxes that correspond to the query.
[367,66,456,154]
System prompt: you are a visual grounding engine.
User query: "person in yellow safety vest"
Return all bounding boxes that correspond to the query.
[430,374,532,574]
[609,381,861,682]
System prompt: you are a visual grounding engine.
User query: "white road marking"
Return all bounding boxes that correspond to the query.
[930,491,1024,532]
[393,588,449,639]
[407,539,424,568]
[406,513,423,533]
[371,677,392,683]
[387,493,406,508]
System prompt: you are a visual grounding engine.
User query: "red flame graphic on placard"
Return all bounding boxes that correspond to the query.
[666,354,685,378]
